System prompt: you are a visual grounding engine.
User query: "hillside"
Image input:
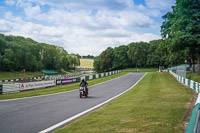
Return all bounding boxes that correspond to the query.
[0,34,79,71]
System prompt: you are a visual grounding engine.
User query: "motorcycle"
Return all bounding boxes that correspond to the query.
[79,86,88,98]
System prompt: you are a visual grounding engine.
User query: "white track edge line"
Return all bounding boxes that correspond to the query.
[0,73,130,102]
[38,72,147,133]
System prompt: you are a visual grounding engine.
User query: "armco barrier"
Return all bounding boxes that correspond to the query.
[89,75,93,80]
[0,72,85,83]
[169,70,200,132]
[85,76,89,80]
[3,84,20,94]
[0,85,2,94]
[76,77,81,82]
[186,103,200,133]
[19,80,56,91]
[1,70,121,94]
[61,79,74,85]
[56,80,62,85]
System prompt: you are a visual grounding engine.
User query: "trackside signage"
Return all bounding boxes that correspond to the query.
[19,80,56,91]
[61,79,73,85]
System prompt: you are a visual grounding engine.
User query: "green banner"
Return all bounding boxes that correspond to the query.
[85,76,89,80]
[76,77,81,82]
[0,85,2,94]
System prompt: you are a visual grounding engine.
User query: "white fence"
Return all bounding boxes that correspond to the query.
[169,70,200,93]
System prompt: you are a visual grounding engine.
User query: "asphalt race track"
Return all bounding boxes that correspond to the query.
[0,72,146,133]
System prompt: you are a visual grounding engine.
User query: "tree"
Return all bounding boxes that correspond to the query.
[101,47,114,71]
[1,49,15,71]
[93,47,114,72]
[93,56,102,72]
[161,0,200,73]
[112,45,131,69]
[147,40,162,67]
[68,54,80,69]
[128,42,149,68]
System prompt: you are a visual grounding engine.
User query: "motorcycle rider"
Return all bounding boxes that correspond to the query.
[80,79,88,94]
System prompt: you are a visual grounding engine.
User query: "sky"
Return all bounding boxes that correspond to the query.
[0,0,175,56]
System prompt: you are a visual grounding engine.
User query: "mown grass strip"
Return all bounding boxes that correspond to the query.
[54,72,194,133]
[0,72,128,100]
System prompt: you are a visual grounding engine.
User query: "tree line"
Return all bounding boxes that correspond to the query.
[0,34,80,71]
[81,55,94,59]
[94,0,200,73]
[94,40,190,72]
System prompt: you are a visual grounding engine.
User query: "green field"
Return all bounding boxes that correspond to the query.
[80,59,94,69]
[54,72,195,133]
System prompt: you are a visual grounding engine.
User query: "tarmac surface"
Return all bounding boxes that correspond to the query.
[0,72,145,133]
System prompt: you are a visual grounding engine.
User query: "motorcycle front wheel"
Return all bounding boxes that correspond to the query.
[80,92,83,98]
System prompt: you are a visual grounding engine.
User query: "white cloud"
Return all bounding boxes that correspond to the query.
[0,0,166,56]
[5,0,15,6]
[24,5,42,19]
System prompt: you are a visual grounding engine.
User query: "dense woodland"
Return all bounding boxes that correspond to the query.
[94,0,200,73]
[0,34,80,71]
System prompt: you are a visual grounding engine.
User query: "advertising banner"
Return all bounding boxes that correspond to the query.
[56,80,62,85]
[89,75,93,80]
[106,73,108,76]
[20,80,56,91]
[61,79,73,85]
[81,77,85,81]
[73,78,77,83]
[76,77,81,82]
[3,84,19,94]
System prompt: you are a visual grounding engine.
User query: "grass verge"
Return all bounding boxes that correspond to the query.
[0,71,43,81]
[0,72,128,100]
[0,70,82,81]
[187,72,200,83]
[54,72,195,133]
